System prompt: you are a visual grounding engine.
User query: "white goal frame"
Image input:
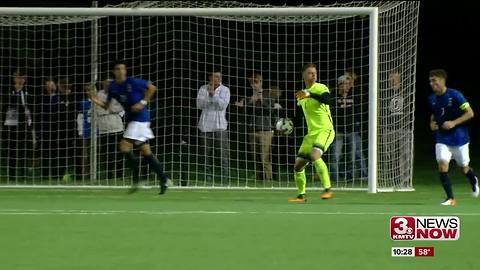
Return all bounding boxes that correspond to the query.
[0,6,380,192]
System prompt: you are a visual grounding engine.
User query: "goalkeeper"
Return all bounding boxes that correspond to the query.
[289,63,335,202]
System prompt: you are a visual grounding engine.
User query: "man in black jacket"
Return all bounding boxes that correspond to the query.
[37,78,61,179]
[330,75,367,180]
[234,73,273,181]
[57,77,76,181]
[1,70,33,180]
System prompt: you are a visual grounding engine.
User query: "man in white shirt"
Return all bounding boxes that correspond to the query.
[95,79,125,179]
[196,70,230,182]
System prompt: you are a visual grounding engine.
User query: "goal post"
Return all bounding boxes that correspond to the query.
[0,1,419,192]
[368,7,379,193]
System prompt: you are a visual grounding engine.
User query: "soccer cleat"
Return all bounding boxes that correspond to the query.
[159,178,170,195]
[127,179,141,194]
[472,177,479,198]
[441,198,456,206]
[321,190,333,200]
[288,194,306,203]
[159,185,168,195]
[127,183,139,194]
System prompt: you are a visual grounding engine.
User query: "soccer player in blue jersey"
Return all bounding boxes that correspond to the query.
[90,60,169,194]
[428,69,478,206]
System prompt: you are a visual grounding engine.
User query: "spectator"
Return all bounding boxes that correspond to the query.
[196,70,230,181]
[270,85,283,112]
[57,77,76,181]
[345,69,359,85]
[330,75,367,180]
[0,70,34,180]
[270,85,285,181]
[380,70,411,182]
[95,79,125,179]
[76,83,93,180]
[235,73,273,181]
[38,79,61,178]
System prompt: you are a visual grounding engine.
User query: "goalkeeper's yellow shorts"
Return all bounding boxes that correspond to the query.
[297,129,335,160]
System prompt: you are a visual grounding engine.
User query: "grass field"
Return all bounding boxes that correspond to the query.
[0,180,478,270]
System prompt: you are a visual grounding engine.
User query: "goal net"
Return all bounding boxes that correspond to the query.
[0,1,420,191]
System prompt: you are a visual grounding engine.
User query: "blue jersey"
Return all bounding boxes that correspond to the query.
[428,88,470,146]
[78,99,92,139]
[107,77,151,122]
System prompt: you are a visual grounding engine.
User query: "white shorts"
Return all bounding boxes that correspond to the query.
[123,121,154,142]
[435,143,470,166]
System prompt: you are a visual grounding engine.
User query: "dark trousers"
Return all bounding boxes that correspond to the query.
[58,133,74,176]
[76,138,90,180]
[99,132,124,179]
[200,130,230,180]
[40,131,63,179]
[3,125,32,179]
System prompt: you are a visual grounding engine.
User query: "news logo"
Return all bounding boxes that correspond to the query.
[390,216,460,241]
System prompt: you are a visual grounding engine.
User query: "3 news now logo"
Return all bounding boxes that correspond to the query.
[390,216,460,241]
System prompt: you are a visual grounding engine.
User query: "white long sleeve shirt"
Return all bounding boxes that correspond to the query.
[95,89,125,135]
[196,83,230,132]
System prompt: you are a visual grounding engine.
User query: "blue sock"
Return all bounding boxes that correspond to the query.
[465,169,478,189]
[440,172,454,199]
[143,154,169,185]
[124,151,140,183]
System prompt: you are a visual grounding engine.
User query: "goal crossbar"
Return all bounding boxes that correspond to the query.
[0,7,377,17]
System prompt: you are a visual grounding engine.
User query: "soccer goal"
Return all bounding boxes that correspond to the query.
[0,1,420,192]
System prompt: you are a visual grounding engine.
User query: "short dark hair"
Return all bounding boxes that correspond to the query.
[345,69,358,80]
[302,63,317,73]
[57,77,70,85]
[13,70,26,77]
[250,72,262,81]
[44,77,55,84]
[429,69,447,79]
[112,60,127,70]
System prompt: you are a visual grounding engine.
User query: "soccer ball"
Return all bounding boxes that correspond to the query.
[275,118,294,136]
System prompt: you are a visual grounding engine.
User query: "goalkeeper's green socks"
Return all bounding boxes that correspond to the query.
[313,158,331,190]
[294,170,307,195]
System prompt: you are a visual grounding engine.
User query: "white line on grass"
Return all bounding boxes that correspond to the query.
[1,209,480,216]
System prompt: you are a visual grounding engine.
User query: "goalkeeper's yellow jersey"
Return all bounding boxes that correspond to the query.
[297,82,334,132]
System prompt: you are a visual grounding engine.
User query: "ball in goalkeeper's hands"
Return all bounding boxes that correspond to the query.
[275,118,294,136]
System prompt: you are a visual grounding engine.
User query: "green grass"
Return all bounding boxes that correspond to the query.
[0,183,478,270]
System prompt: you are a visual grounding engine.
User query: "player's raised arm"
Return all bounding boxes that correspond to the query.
[294,86,332,105]
[309,91,332,105]
[294,69,331,105]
